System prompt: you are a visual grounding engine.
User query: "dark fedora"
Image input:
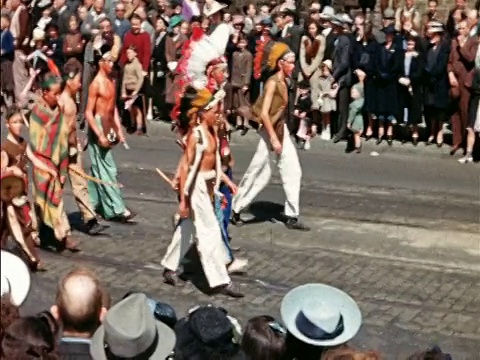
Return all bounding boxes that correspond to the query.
[382,24,396,35]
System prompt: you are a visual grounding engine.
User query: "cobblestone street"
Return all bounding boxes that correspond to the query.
[19,126,480,359]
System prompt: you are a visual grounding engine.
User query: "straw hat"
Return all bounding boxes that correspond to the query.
[0,250,31,306]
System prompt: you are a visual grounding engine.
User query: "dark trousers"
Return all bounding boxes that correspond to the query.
[334,86,350,138]
[451,84,470,147]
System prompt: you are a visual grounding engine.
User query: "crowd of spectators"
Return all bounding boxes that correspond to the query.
[1,250,456,359]
[0,0,479,162]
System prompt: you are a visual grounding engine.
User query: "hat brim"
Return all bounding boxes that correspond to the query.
[90,320,176,360]
[204,3,227,17]
[281,284,362,347]
[0,250,31,307]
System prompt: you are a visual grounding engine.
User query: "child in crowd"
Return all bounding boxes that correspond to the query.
[1,110,58,271]
[121,45,145,135]
[0,14,14,109]
[295,80,313,150]
[230,34,252,136]
[317,60,336,140]
[347,83,365,153]
[45,23,64,71]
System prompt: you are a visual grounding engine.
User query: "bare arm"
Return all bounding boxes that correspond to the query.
[18,70,39,108]
[179,132,196,205]
[26,145,57,177]
[85,81,103,138]
[0,150,9,172]
[260,79,278,140]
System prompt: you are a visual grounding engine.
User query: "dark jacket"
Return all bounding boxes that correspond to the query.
[424,40,451,109]
[374,41,402,116]
[398,50,425,125]
[332,33,352,88]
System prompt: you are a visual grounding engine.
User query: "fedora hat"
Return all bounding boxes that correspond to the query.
[90,293,176,360]
[319,6,334,20]
[331,15,345,27]
[281,284,362,347]
[203,0,227,17]
[1,250,31,306]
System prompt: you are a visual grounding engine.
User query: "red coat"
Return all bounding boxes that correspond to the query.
[120,31,151,72]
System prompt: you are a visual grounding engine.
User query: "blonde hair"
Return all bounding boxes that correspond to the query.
[186,87,215,120]
[321,347,382,360]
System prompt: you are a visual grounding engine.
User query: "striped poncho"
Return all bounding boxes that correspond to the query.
[29,100,70,230]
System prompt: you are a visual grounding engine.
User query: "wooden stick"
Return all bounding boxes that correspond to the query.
[155,168,174,187]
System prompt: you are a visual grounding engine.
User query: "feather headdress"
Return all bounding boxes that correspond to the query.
[267,42,293,71]
[170,22,230,125]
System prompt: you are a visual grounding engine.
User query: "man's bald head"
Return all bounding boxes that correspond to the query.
[53,268,106,335]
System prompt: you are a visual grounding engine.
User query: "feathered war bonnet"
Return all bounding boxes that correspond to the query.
[170,22,231,131]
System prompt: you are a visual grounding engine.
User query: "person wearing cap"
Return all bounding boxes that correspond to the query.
[330,15,353,143]
[164,15,188,108]
[232,42,310,231]
[423,22,450,147]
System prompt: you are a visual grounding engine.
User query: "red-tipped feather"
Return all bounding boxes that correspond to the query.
[253,39,266,80]
[191,26,204,41]
[47,59,61,77]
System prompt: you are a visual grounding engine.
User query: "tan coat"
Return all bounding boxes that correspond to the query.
[165,34,187,105]
[298,34,325,111]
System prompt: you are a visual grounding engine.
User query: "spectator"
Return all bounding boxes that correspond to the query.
[424,24,450,146]
[90,293,176,359]
[120,13,151,74]
[1,311,60,360]
[242,315,287,360]
[112,1,131,39]
[51,0,72,35]
[50,267,108,358]
[0,295,19,344]
[63,14,85,71]
[0,13,14,108]
[151,15,168,120]
[10,0,30,103]
[135,5,155,50]
[174,305,244,359]
[281,283,362,360]
[395,0,421,33]
[422,0,442,35]
[0,250,31,307]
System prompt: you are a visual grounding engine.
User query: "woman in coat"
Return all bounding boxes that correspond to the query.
[373,24,402,145]
[151,16,168,120]
[398,33,424,145]
[298,19,325,136]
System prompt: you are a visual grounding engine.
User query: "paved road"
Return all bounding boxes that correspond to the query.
[17,124,479,359]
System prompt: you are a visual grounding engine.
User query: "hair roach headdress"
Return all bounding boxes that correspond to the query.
[170,23,231,128]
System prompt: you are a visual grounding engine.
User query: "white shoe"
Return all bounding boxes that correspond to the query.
[458,155,473,164]
[228,258,248,274]
[304,139,311,150]
[321,127,331,140]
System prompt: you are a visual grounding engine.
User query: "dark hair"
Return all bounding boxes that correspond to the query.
[407,346,453,360]
[63,61,82,78]
[0,296,20,344]
[1,311,59,360]
[241,316,286,360]
[127,44,137,52]
[40,72,61,90]
[131,13,142,22]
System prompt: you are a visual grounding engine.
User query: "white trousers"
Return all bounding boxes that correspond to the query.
[232,124,302,218]
[161,172,231,289]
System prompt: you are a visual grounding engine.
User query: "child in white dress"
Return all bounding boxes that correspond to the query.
[317,60,337,140]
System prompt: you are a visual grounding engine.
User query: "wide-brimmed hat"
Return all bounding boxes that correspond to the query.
[281,284,362,347]
[382,24,396,35]
[331,15,345,27]
[427,23,445,34]
[203,0,227,17]
[90,293,176,360]
[319,6,334,20]
[0,250,31,306]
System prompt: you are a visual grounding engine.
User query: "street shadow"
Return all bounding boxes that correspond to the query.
[246,201,285,225]
[67,211,111,236]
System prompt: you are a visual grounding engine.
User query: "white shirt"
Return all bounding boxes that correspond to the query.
[281,22,293,38]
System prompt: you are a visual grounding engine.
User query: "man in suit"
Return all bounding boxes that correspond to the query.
[331,15,352,143]
[51,0,71,36]
[278,7,303,134]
